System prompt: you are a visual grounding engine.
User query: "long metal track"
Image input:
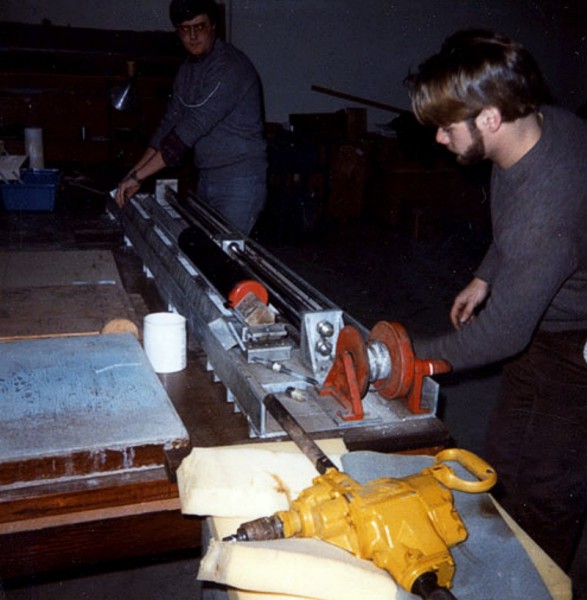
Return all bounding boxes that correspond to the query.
[118,187,449,449]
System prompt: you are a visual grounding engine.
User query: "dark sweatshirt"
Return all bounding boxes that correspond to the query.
[413,105,587,371]
[150,38,267,177]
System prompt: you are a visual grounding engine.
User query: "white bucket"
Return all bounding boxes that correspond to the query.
[24,127,45,169]
[143,312,187,374]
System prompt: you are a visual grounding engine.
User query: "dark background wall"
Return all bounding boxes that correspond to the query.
[2,0,585,126]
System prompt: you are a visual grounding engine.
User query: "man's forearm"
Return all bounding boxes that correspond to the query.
[130,149,168,182]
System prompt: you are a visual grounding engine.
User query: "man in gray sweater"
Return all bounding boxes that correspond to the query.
[406,30,587,574]
[115,0,267,235]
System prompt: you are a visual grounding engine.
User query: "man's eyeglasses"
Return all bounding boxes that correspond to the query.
[177,22,211,36]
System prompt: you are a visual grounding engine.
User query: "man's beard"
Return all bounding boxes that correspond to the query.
[457,119,486,165]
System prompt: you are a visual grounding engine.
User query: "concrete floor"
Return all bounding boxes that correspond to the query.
[1,183,584,598]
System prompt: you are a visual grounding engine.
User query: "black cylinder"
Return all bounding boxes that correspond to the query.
[178,226,254,303]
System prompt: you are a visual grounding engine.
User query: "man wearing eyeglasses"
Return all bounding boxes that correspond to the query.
[115,0,267,236]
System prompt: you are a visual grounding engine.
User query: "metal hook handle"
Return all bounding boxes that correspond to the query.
[426,448,497,493]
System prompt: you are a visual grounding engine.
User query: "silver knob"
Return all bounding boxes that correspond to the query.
[316,320,335,337]
[316,339,333,356]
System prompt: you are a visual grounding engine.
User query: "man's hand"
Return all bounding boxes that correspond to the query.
[450,277,490,329]
[114,175,141,209]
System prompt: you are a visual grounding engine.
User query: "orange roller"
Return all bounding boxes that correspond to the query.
[228,279,269,307]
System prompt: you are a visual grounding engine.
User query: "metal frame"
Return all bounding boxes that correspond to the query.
[119,184,446,445]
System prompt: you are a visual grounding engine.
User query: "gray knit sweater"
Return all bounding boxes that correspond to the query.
[150,38,267,177]
[413,105,587,371]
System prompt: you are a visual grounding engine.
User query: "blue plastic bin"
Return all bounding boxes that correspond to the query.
[0,169,61,211]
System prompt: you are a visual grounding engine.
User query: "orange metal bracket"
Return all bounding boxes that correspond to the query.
[319,326,369,421]
[320,321,451,419]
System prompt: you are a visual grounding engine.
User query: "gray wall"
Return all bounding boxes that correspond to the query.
[3,1,585,125]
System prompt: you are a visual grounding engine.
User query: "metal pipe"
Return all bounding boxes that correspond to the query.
[263,394,338,475]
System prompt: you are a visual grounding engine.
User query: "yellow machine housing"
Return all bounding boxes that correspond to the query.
[276,448,496,592]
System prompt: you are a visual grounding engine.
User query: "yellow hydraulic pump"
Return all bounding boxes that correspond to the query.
[225,447,497,600]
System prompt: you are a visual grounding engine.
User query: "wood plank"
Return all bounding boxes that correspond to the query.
[0,498,182,534]
[0,284,136,337]
[0,249,138,337]
[0,249,122,288]
[0,467,179,527]
[0,510,202,580]
[0,334,189,485]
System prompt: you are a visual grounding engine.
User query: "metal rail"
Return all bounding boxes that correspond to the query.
[118,184,449,448]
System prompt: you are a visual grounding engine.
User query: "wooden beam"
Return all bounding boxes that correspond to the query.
[311,85,408,114]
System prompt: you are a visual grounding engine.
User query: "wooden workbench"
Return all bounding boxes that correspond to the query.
[0,336,252,580]
[0,233,448,580]
[0,248,204,579]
